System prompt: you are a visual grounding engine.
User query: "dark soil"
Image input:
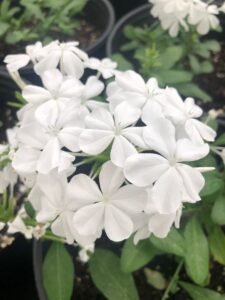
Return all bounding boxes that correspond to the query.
[195,42,225,110]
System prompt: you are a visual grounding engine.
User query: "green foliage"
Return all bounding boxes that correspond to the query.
[111,53,133,71]
[42,242,74,300]
[209,226,225,265]
[144,268,167,290]
[180,282,225,300]
[184,217,209,285]
[211,195,225,225]
[120,236,158,273]
[0,0,87,45]
[149,227,185,257]
[89,249,139,300]
[116,23,221,102]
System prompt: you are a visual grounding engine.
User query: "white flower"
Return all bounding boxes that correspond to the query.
[85,58,117,79]
[79,102,145,167]
[12,102,83,174]
[73,161,147,242]
[107,71,165,123]
[0,164,17,194]
[157,88,216,143]
[124,118,209,214]
[34,41,88,77]
[33,171,97,247]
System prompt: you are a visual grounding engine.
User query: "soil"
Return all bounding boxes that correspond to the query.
[0,15,101,63]
[195,42,225,110]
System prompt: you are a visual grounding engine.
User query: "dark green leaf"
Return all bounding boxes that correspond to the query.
[157,70,192,85]
[175,83,212,102]
[189,55,201,74]
[200,174,224,198]
[89,249,139,300]
[204,40,221,53]
[209,226,225,265]
[211,196,225,225]
[0,22,9,35]
[43,242,74,300]
[184,217,209,285]
[149,228,185,257]
[180,281,225,300]
[121,237,158,273]
[200,61,214,74]
[159,46,183,69]
[214,133,225,146]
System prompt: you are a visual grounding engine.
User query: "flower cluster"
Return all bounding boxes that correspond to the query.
[2,40,216,258]
[149,0,224,37]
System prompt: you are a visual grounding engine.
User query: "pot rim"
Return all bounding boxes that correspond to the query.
[106,3,151,57]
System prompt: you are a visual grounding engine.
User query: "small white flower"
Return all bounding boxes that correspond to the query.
[124,118,209,214]
[85,58,117,79]
[7,216,33,239]
[79,102,145,167]
[73,161,147,242]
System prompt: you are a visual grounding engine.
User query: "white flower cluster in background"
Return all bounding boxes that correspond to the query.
[149,0,224,37]
[2,40,216,258]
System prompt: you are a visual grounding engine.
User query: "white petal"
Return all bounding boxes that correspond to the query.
[18,122,47,149]
[66,174,103,210]
[122,127,147,149]
[79,129,114,155]
[141,101,164,125]
[175,138,209,162]
[35,100,59,128]
[73,203,104,236]
[41,69,63,93]
[149,212,176,238]
[37,138,61,174]
[111,185,147,215]
[104,205,133,242]
[188,119,216,142]
[12,147,39,173]
[176,164,204,202]
[34,52,61,75]
[99,161,124,196]
[143,118,176,159]
[62,51,84,78]
[152,167,183,214]
[114,102,141,128]
[111,136,137,167]
[116,70,146,94]
[22,85,51,104]
[83,76,105,99]
[58,127,82,152]
[124,153,169,187]
[85,108,114,130]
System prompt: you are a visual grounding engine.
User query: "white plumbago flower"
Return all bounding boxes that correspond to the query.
[149,0,220,36]
[79,102,146,167]
[34,41,88,77]
[124,118,209,214]
[156,88,216,143]
[32,171,97,247]
[22,69,83,117]
[188,2,220,35]
[107,71,165,123]
[12,103,83,174]
[85,57,118,79]
[4,42,45,72]
[73,161,147,242]
[7,216,33,239]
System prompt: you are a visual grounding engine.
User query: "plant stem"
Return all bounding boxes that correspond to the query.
[161,260,184,300]
[42,233,65,243]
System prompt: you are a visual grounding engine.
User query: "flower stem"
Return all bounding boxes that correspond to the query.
[161,260,184,300]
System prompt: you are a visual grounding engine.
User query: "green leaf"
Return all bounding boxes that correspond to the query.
[200,61,214,74]
[42,242,74,300]
[0,22,9,35]
[89,249,139,300]
[144,268,167,290]
[209,226,225,265]
[159,46,183,70]
[180,281,225,300]
[111,54,133,71]
[200,174,224,198]
[189,55,201,74]
[121,237,158,273]
[214,133,225,146]
[211,196,225,225]
[149,227,185,257]
[184,217,209,285]
[175,83,212,102]
[157,70,192,85]
[24,201,35,218]
[204,40,221,53]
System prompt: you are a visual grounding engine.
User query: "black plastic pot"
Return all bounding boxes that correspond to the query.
[0,0,115,84]
[109,0,146,19]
